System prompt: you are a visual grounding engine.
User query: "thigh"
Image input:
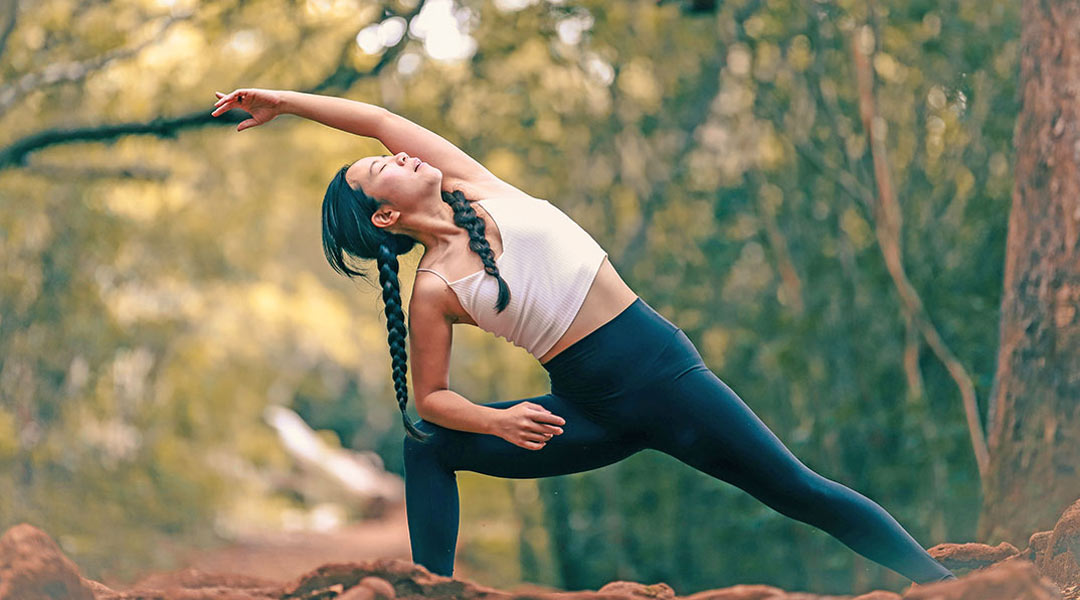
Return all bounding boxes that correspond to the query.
[643,362,821,499]
[412,393,645,479]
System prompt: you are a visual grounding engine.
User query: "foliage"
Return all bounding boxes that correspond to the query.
[0,0,1015,594]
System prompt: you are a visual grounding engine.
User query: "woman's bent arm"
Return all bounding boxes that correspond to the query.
[417,390,500,435]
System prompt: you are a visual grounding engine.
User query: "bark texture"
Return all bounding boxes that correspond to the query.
[982,0,1080,547]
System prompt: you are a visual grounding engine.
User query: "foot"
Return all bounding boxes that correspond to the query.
[936,573,958,581]
[907,572,957,589]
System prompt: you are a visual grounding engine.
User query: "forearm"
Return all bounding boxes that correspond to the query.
[279,90,388,139]
[417,389,500,435]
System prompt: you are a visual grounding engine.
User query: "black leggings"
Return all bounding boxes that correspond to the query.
[403,297,954,584]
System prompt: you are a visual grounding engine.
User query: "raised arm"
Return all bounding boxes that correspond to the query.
[212,88,510,193]
[288,92,500,186]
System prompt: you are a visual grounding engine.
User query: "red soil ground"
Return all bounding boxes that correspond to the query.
[2,498,1078,600]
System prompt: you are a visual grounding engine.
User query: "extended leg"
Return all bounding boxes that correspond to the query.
[643,361,955,584]
[403,393,644,577]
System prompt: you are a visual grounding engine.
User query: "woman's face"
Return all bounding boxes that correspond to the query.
[346,151,442,218]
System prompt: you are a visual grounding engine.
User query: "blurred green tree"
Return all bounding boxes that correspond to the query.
[0,0,1052,596]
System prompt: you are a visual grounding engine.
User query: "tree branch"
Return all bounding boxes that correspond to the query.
[850,23,990,479]
[0,10,195,117]
[0,0,16,61]
[21,162,170,181]
[0,0,427,171]
[747,171,806,315]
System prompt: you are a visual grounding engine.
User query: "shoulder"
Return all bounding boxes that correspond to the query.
[411,269,468,325]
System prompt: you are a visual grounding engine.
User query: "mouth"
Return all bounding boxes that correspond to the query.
[413,158,423,171]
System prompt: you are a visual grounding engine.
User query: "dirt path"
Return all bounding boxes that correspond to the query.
[122,502,413,589]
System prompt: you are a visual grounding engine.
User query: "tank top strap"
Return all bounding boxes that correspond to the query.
[415,268,452,287]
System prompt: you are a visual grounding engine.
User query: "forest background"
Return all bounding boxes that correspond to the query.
[1,0,1061,597]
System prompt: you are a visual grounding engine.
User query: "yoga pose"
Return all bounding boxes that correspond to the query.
[211,88,957,586]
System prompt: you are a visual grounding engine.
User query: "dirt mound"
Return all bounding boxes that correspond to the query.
[4,498,1079,600]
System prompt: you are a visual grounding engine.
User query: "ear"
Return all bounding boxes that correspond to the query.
[371,204,399,230]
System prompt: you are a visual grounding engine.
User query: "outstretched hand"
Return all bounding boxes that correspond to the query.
[211,88,285,132]
[491,401,566,451]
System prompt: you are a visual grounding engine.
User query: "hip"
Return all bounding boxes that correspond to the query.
[541,296,704,401]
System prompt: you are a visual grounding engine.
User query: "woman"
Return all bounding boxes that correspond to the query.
[210,88,957,585]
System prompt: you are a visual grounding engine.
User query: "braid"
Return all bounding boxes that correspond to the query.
[321,163,509,441]
[441,189,511,312]
[377,241,430,442]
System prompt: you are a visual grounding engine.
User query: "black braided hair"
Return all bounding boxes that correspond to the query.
[320,163,510,441]
[440,189,511,312]
[374,241,429,441]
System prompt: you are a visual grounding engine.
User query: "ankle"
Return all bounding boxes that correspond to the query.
[935,572,958,582]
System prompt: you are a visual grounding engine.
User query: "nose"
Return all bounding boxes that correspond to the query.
[395,152,408,165]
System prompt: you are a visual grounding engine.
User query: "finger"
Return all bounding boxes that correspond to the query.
[532,412,566,426]
[523,440,546,451]
[522,432,547,442]
[237,118,258,132]
[217,90,242,107]
[541,423,564,435]
[522,418,550,430]
[212,101,240,117]
[525,422,562,436]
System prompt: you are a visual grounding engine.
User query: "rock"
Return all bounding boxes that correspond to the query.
[901,560,1060,600]
[1037,497,1080,590]
[927,540,1020,571]
[597,581,676,598]
[0,523,95,600]
[850,591,901,600]
[81,577,118,598]
[280,558,511,600]
[339,585,376,600]
[359,576,397,599]
[678,583,788,599]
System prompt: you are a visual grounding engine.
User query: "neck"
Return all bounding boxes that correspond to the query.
[390,193,466,255]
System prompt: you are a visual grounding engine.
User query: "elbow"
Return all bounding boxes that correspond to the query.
[373,106,395,138]
[413,390,434,422]
[413,387,449,423]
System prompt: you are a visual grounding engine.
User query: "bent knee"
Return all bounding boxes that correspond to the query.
[402,419,453,459]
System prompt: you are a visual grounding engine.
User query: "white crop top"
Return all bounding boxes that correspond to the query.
[416,194,608,359]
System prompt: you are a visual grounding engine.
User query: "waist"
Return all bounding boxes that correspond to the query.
[541,297,683,399]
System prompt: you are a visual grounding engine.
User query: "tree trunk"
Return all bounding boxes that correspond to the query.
[980,0,1080,547]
